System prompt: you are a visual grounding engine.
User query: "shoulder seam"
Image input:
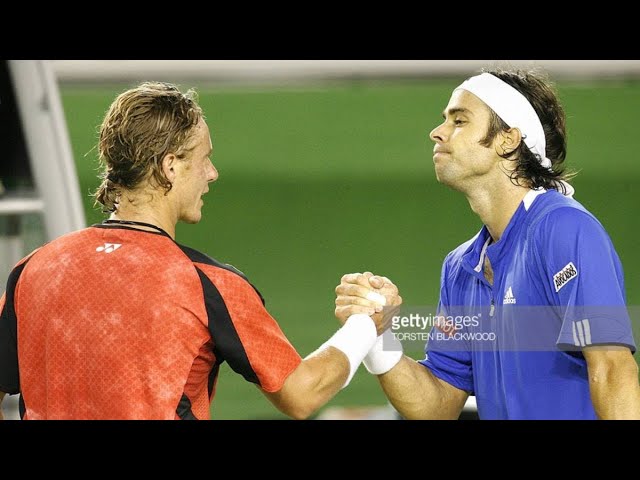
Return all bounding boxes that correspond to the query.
[179,244,266,305]
[527,203,601,239]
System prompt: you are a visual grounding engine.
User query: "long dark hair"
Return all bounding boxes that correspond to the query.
[478,68,576,193]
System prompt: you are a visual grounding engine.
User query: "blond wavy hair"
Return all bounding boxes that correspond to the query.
[94,81,203,213]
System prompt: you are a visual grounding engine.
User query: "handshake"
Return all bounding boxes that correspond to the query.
[334,271,402,334]
[321,271,404,387]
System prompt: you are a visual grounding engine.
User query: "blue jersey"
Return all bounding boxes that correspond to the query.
[419,189,636,419]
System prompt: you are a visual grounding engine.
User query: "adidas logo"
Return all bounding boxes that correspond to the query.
[96,243,122,253]
[503,286,516,304]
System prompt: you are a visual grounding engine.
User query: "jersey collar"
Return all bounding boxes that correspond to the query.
[462,189,548,276]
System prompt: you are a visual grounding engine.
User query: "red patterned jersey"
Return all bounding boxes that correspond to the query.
[0,223,301,419]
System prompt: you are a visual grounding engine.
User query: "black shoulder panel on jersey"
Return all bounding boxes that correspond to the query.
[195,267,260,387]
[0,260,30,394]
[178,243,265,305]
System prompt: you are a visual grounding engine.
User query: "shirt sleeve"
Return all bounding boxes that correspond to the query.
[196,264,302,392]
[536,207,636,352]
[418,253,475,394]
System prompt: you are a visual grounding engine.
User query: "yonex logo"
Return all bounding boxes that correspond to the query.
[96,243,122,253]
[503,286,516,304]
[553,262,578,292]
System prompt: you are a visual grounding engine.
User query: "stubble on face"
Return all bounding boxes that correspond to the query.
[431,90,498,191]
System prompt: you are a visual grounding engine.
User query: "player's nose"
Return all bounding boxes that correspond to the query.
[430,123,446,143]
[207,161,218,183]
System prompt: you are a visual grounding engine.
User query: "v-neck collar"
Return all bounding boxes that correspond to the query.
[462,189,548,277]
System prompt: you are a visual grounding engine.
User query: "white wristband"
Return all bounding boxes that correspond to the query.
[363,331,403,375]
[321,314,378,388]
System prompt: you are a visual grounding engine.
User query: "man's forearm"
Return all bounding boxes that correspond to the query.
[0,392,5,421]
[263,313,380,419]
[263,347,350,420]
[585,347,640,419]
[590,377,640,419]
[378,356,467,420]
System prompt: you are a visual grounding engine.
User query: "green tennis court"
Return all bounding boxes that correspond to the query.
[61,79,640,419]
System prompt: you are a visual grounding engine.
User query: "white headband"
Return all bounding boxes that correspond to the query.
[456,73,552,169]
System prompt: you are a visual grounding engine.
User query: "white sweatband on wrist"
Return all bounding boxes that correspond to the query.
[363,330,403,375]
[321,313,378,388]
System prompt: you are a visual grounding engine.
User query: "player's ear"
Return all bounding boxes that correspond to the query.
[495,128,523,157]
[162,153,177,182]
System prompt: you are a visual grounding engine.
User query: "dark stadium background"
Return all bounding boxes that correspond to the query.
[60,79,640,419]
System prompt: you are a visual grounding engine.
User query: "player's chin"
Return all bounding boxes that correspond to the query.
[182,210,203,224]
[433,168,455,187]
[433,170,448,186]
